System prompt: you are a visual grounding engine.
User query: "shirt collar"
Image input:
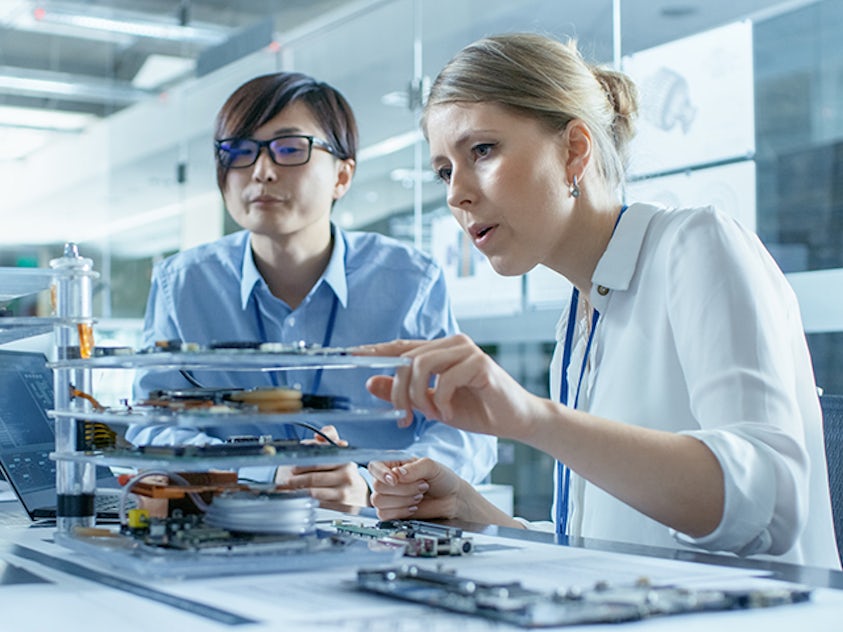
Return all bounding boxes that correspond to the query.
[588,202,660,311]
[239,224,349,309]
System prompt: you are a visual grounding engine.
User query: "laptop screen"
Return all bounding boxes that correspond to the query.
[0,350,120,519]
[0,351,58,510]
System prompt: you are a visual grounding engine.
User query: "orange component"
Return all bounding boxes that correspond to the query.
[77,322,94,359]
[129,471,241,499]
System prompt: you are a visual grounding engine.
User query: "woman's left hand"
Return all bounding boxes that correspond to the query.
[368,457,523,528]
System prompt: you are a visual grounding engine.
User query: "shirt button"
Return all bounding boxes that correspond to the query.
[597,285,609,296]
[286,317,296,327]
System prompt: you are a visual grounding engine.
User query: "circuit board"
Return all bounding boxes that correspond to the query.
[356,565,812,628]
[333,519,473,557]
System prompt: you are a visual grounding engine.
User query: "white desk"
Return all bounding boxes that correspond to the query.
[1,500,842,631]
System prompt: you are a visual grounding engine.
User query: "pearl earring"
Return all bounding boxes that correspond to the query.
[569,175,580,198]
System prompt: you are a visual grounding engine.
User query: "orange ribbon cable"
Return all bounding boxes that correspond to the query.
[70,386,105,412]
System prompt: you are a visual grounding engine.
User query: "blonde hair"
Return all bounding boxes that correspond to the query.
[422,33,638,192]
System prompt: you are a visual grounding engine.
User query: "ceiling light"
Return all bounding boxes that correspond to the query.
[132,54,196,89]
[0,127,51,161]
[0,106,95,161]
[32,2,229,45]
[0,0,30,24]
[88,201,184,240]
[2,1,134,44]
[389,168,437,188]
[381,90,409,108]
[0,104,95,131]
[358,130,423,162]
[0,65,152,104]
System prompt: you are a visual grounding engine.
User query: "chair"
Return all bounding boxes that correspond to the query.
[820,394,843,566]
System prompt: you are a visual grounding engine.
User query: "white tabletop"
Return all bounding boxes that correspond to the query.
[0,502,841,631]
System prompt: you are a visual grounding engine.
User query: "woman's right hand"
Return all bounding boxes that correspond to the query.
[357,335,546,441]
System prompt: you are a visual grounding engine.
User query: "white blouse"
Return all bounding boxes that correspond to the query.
[548,202,840,569]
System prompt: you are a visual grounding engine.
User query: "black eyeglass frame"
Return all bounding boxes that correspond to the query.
[214,134,339,169]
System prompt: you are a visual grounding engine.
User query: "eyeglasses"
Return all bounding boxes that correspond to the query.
[215,134,338,169]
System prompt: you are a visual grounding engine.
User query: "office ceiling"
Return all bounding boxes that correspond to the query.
[0,0,351,129]
[0,0,817,256]
[0,0,801,122]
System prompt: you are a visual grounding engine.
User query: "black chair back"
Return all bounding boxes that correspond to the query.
[820,394,843,566]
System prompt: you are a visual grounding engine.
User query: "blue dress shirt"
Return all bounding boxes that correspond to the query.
[127,226,497,484]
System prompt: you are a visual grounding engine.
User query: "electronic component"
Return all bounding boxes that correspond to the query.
[228,386,304,412]
[119,485,317,544]
[140,339,204,353]
[82,420,119,449]
[127,470,241,517]
[333,519,473,557]
[92,346,134,356]
[209,341,263,350]
[57,516,403,579]
[128,438,342,458]
[123,508,317,550]
[139,339,351,355]
[77,322,94,359]
[141,387,350,412]
[357,565,812,628]
[204,490,317,534]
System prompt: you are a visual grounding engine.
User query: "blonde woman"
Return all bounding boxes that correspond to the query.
[363,33,840,569]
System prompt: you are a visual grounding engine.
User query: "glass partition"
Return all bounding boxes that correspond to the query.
[281,0,419,241]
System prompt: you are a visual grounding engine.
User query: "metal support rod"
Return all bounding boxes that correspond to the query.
[50,242,97,532]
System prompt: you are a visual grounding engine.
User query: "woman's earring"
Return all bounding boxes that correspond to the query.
[569,175,581,198]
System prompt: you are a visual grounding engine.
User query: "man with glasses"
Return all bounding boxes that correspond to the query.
[127,72,497,508]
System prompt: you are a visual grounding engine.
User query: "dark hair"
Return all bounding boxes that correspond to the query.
[422,33,638,191]
[214,72,358,189]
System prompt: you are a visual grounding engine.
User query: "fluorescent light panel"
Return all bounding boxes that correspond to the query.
[0,0,31,24]
[33,2,230,45]
[0,105,95,161]
[358,129,423,162]
[0,127,51,160]
[0,104,95,131]
[132,54,196,89]
[0,66,151,104]
[2,1,134,45]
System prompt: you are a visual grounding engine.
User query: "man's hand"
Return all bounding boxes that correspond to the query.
[276,425,370,507]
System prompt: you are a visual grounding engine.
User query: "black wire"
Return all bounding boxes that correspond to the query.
[179,369,205,388]
[289,421,342,447]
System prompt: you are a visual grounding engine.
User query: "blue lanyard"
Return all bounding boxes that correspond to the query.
[555,205,627,536]
[253,237,343,394]
[254,292,337,441]
[554,291,599,536]
[255,291,339,392]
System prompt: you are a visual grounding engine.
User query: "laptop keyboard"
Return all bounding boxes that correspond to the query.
[0,504,30,526]
[95,494,128,514]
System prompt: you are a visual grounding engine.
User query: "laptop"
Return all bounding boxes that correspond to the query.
[0,349,126,522]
